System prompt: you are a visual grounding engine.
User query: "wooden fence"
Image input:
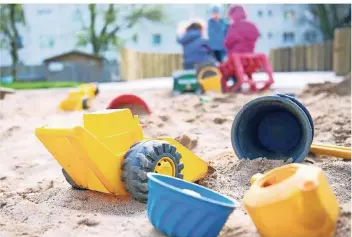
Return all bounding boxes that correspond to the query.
[269,41,334,72]
[120,48,183,81]
[269,27,351,75]
[120,27,351,81]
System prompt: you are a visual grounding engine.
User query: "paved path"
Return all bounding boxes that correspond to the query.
[99,71,343,92]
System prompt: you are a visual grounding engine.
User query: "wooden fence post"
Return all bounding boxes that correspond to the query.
[324,40,333,71]
[305,45,313,71]
[333,27,351,76]
[119,48,126,81]
[291,45,306,71]
[269,49,275,71]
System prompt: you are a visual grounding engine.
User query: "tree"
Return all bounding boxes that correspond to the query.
[306,4,351,40]
[76,4,165,56]
[0,4,25,81]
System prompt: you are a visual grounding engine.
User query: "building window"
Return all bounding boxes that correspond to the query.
[152,34,161,45]
[40,36,55,48]
[283,32,295,43]
[267,32,273,39]
[257,10,263,17]
[37,9,52,15]
[268,10,273,16]
[284,10,296,20]
[304,31,317,43]
[73,9,82,22]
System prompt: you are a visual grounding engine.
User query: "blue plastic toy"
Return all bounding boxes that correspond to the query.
[1,76,13,85]
[147,173,237,237]
[231,93,314,163]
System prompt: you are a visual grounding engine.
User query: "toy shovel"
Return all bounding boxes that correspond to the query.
[310,143,351,160]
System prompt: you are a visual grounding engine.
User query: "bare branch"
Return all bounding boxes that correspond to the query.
[106,25,120,39]
[99,4,115,39]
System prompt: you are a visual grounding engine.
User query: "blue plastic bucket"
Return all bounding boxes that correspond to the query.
[231,94,314,163]
[147,173,237,237]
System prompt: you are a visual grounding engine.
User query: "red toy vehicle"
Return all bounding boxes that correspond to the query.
[219,53,274,94]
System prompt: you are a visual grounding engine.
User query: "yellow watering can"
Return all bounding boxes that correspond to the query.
[244,164,339,237]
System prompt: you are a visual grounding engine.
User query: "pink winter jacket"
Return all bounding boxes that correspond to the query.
[224,5,260,55]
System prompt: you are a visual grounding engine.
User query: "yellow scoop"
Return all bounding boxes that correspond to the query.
[310,143,351,160]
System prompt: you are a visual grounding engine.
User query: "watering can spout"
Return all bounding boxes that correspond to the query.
[299,179,331,230]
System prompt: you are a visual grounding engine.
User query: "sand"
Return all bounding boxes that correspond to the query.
[0,84,350,237]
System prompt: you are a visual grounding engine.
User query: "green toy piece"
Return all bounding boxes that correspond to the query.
[172,70,203,96]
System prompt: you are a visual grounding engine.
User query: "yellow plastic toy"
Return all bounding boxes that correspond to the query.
[310,143,351,160]
[59,83,99,111]
[35,109,208,202]
[244,164,339,237]
[197,66,222,94]
[78,83,99,98]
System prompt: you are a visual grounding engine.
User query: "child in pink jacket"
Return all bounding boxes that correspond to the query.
[224,5,260,56]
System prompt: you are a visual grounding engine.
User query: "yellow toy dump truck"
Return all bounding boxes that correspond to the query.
[59,83,99,111]
[35,109,208,202]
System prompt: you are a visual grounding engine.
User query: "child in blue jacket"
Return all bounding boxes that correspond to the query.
[208,5,229,63]
[177,22,215,70]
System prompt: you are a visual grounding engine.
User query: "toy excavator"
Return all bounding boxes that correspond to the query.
[35,109,208,202]
[59,83,99,111]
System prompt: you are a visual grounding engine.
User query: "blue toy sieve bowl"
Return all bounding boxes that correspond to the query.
[147,173,237,237]
[231,94,314,163]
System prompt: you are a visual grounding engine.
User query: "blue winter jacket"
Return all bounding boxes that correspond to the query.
[177,29,215,66]
[208,18,229,51]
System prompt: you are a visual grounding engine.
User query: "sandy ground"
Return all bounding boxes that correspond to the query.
[0,83,351,237]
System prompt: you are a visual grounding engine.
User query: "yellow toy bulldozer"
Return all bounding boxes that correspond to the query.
[59,83,99,111]
[35,109,208,202]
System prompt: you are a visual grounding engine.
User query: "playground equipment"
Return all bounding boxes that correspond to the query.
[147,173,237,237]
[106,94,151,115]
[0,87,15,100]
[220,53,274,93]
[172,70,202,96]
[172,53,274,95]
[310,143,351,160]
[244,164,339,237]
[35,109,208,202]
[59,83,99,111]
[197,65,222,94]
[172,65,222,96]
[231,94,314,163]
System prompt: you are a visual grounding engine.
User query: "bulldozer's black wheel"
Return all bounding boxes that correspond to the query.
[121,140,184,202]
[94,86,99,96]
[62,168,87,190]
[82,98,90,110]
